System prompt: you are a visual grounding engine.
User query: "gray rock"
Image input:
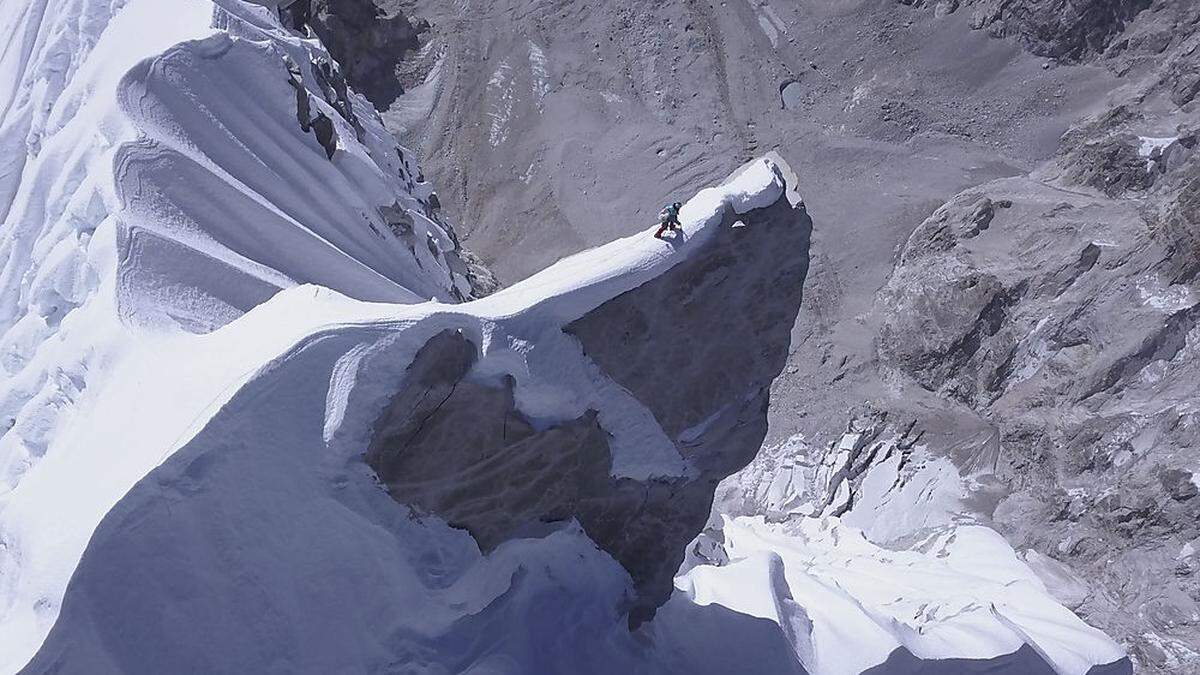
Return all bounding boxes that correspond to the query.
[283,0,427,109]
[963,0,1153,61]
[1062,134,1155,197]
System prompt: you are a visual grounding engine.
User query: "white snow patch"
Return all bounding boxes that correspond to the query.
[519,162,536,184]
[842,451,968,542]
[1138,135,1177,169]
[385,47,446,132]
[528,41,550,111]
[711,421,1127,673]
[757,15,780,48]
[1179,541,1196,561]
[486,60,515,146]
[1136,273,1197,312]
[1138,136,1177,156]
[600,90,624,106]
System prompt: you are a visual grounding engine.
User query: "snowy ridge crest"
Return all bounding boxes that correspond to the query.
[0,0,473,491]
[0,0,478,669]
[18,153,808,673]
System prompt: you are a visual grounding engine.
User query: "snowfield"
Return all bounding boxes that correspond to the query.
[0,1,1129,673]
[0,0,474,668]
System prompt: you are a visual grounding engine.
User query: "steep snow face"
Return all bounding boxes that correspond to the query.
[22,159,808,673]
[0,0,477,669]
[0,2,1135,674]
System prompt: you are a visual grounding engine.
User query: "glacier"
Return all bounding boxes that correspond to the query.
[0,1,1131,673]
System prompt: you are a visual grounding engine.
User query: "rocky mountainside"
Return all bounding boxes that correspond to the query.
[280,0,429,109]
[325,0,1197,670]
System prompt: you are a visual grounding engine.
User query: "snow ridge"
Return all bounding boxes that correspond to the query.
[18,155,797,672]
[0,0,475,669]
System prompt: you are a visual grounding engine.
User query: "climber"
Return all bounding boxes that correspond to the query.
[654,202,683,239]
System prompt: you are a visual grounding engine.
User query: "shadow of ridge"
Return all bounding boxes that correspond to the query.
[647,595,809,675]
[862,645,1133,675]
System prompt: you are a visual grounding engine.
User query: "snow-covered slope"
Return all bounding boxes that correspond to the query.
[0,0,477,669]
[0,1,1130,674]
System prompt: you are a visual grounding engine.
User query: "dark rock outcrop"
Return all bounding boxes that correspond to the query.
[281,0,427,110]
[453,247,502,297]
[899,0,1154,61]
[1062,134,1156,197]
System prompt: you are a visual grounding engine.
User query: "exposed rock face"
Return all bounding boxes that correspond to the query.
[367,330,611,554]
[964,0,1153,60]
[275,1,500,298]
[19,157,810,672]
[1066,135,1156,196]
[368,192,811,625]
[872,172,1200,672]
[713,3,1200,670]
[897,0,1154,60]
[865,76,1200,663]
[454,247,503,297]
[282,0,426,109]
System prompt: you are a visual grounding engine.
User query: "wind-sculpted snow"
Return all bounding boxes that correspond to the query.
[680,516,1126,675]
[119,3,480,329]
[367,187,809,627]
[0,0,1138,673]
[0,0,479,669]
[23,158,809,672]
